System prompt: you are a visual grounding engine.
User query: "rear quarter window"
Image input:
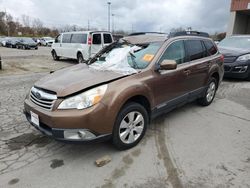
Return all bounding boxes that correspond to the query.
[71,34,87,44]
[204,40,217,55]
[185,40,206,61]
[62,34,72,43]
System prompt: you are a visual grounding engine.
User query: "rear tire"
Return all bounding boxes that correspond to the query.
[197,77,217,106]
[112,102,148,150]
[77,53,84,63]
[52,50,59,61]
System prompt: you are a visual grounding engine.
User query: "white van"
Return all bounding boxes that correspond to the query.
[51,31,113,63]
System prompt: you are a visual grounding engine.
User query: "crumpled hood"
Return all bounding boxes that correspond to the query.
[35,64,126,97]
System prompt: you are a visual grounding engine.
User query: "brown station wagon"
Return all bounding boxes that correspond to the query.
[24,31,224,150]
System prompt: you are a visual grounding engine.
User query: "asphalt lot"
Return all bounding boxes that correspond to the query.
[0,47,250,188]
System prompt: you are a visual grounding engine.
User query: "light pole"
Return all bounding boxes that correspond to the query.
[112,13,115,33]
[107,2,111,32]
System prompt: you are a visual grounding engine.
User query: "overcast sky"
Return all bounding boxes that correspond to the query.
[0,0,230,34]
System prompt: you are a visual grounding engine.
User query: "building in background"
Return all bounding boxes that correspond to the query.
[227,0,250,35]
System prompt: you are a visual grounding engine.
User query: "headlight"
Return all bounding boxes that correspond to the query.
[58,85,107,110]
[237,54,250,61]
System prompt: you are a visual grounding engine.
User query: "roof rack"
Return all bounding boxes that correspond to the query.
[169,31,209,38]
[128,32,166,36]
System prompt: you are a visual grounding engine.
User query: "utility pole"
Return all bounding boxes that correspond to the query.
[112,13,115,33]
[87,20,90,31]
[107,2,111,32]
[5,9,9,36]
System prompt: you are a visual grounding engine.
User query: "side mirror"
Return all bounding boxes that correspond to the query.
[159,60,177,70]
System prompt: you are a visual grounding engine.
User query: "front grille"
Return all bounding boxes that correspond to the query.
[224,56,237,63]
[30,87,57,110]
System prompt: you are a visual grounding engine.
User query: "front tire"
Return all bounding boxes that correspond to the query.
[112,102,148,150]
[197,77,217,106]
[52,50,59,61]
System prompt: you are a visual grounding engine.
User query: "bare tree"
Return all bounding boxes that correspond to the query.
[21,14,30,27]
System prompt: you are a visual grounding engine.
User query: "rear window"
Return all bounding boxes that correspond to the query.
[185,40,206,61]
[103,34,112,44]
[204,40,217,55]
[92,34,101,44]
[71,34,87,44]
[62,34,71,43]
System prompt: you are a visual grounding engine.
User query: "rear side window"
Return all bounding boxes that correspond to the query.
[204,40,217,55]
[160,40,186,64]
[103,34,112,44]
[62,34,72,43]
[185,40,206,61]
[71,34,87,44]
[92,34,101,44]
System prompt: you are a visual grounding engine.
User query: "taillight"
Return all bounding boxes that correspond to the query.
[220,54,224,62]
[88,37,92,45]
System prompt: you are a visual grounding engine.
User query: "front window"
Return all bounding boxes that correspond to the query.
[159,40,186,64]
[218,36,250,49]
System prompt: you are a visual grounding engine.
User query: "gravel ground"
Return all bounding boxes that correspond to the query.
[0,46,72,75]
[0,47,249,188]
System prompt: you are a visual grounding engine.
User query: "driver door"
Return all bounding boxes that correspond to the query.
[148,40,193,111]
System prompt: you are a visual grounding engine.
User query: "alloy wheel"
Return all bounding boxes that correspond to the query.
[119,111,144,144]
[206,81,216,102]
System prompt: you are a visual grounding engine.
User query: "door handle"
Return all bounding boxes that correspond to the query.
[183,69,191,75]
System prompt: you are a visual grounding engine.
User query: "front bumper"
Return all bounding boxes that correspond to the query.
[24,110,111,142]
[224,61,250,79]
[24,98,113,142]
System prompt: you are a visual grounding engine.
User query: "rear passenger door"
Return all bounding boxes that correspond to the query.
[184,39,210,98]
[90,33,102,57]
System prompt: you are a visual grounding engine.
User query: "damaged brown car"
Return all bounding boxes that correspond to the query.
[24,31,224,150]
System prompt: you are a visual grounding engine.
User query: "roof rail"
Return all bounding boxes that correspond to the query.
[128,32,166,36]
[169,31,209,38]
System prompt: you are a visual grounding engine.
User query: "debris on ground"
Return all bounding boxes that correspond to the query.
[95,155,112,167]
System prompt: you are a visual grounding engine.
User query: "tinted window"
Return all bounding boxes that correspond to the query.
[185,40,206,61]
[92,34,101,44]
[55,34,61,43]
[204,40,217,55]
[103,34,112,44]
[160,40,186,64]
[71,34,87,44]
[62,34,71,43]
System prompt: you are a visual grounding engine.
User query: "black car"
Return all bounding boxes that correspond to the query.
[218,35,250,80]
[16,38,38,50]
[5,37,20,48]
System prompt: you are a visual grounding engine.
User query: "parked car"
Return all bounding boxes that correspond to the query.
[218,35,250,80]
[39,37,54,46]
[24,31,224,150]
[5,37,20,48]
[16,37,38,50]
[51,31,114,63]
[0,37,7,46]
[32,38,40,45]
